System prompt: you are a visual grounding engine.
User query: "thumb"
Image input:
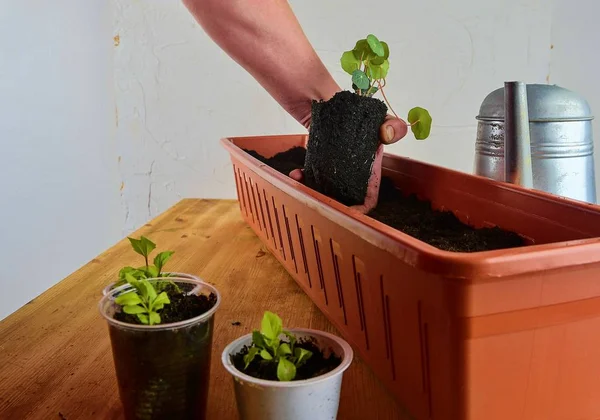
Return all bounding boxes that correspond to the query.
[380,115,408,145]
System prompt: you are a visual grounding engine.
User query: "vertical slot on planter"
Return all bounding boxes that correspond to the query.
[295,215,312,288]
[249,178,263,232]
[311,225,329,305]
[352,255,370,350]
[242,173,255,224]
[237,168,249,218]
[282,206,298,274]
[233,165,244,214]
[262,190,278,250]
[380,276,396,381]
[254,182,268,240]
[329,239,347,325]
[271,197,286,260]
[418,301,433,417]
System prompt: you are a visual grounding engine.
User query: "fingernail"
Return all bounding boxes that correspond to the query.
[385,125,394,142]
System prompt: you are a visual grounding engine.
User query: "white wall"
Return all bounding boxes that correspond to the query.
[549,0,600,195]
[0,2,121,319]
[2,0,599,319]
[113,0,557,234]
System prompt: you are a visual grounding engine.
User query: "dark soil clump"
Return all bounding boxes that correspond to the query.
[244,147,306,176]
[303,91,388,206]
[243,148,526,253]
[231,337,342,381]
[114,291,217,324]
[368,177,525,252]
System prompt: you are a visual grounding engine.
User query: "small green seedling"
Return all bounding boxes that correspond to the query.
[115,274,170,325]
[243,311,312,381]
[114,236,177,290]
[340,34,432,140]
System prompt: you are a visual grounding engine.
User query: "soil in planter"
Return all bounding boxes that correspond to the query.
[231,337,342,381]
[370,177,525,252]
[302,90,388,206]
[242,148,525,253]
[244,146,306,176]
[110,291,217,420]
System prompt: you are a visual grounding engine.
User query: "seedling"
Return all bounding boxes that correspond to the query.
[242,311,313,381]
[114,236,178,291]
[114,275,170,325]
[340,34,432,140]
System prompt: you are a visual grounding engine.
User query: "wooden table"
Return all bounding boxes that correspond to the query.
[0,199,404,420]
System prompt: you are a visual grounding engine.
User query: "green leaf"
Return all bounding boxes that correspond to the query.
[260,349,273,360]
[367,34,384,57]
[340,50,360,75]
[370,55,385,65]
[294,348,313,367]
[148,312,161,325]
[153,292,170,308]
[137,313,149,324]
[153,251,174,273]
[243,347,259,369]
[119,266,137,280]
[351,70,369,90]
[382,41,390,59]
[352,39,375,60]
[260,311,283,340]
[278,343,292,357]
[127,236,156,259]
[123,304,146,315]
[252,330,267,349]
[114,291,142,306]
[139,279,157,302]
[408,107,433,140]
[146,265,159,278]
[365,86,378,97]
[277,358,297,381]
[366,60,389,80]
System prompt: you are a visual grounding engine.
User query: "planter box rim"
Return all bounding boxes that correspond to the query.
[221,135,600,280]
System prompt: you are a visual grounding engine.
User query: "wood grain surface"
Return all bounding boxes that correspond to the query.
[0,199,406,420]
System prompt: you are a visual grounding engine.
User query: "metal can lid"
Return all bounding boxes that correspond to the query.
[476,83,594,122]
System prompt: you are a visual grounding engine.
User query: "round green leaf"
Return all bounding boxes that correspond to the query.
[352,70,370,90]
[408,107,433,140]
[367,34,384,57]
[366,60,389,80]
[370,55,385,65]
[352,39,375,60]
[382,41,390,59]
[340,50,360,75]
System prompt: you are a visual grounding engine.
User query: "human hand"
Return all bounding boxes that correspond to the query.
[290,114,408,213]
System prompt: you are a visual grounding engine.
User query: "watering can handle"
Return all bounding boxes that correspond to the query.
[504,81,533,188]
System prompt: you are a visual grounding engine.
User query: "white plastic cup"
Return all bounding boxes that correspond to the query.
[221,328,353,420]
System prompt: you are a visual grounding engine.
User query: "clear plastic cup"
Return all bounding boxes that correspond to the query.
[99,277,220,420]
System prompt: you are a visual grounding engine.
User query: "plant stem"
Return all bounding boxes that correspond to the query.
[377,81,400,120]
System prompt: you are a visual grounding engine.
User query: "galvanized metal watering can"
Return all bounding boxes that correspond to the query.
[474,82,596,203]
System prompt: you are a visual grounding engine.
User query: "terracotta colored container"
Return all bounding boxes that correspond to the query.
[221,134,600,420]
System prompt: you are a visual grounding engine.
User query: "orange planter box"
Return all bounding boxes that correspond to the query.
[221,134,600,420]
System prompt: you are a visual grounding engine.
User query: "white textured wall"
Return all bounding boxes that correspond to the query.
[0,1,121,319]
[550,0,600,197]
[3,0,600,319]
[113,0,557,234]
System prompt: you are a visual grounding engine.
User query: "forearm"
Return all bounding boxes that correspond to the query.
[182,0,340,127]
